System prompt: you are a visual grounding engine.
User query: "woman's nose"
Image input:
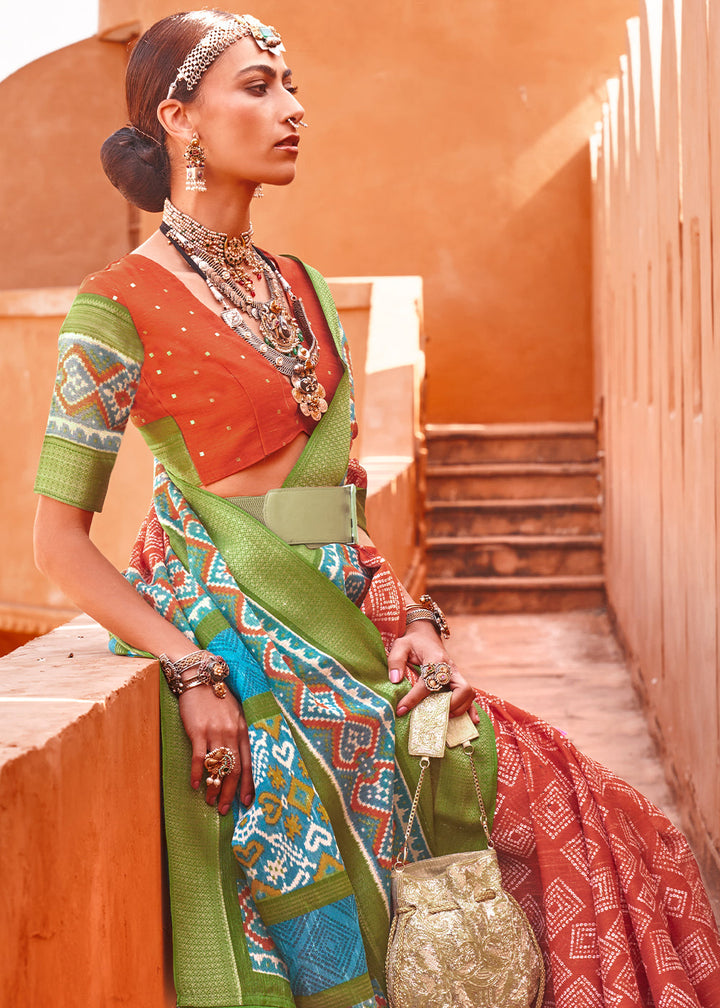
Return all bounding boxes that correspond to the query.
[286,95,305,124]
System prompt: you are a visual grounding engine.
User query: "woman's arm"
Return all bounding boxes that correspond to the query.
[34,495,253,813]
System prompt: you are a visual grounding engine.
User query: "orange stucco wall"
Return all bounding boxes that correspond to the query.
[0,37,130,287]
[2,0,638,423]
[0,620,175,1008]
[593,0,720,881]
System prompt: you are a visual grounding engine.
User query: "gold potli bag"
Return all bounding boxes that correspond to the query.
[386,694,545,1008]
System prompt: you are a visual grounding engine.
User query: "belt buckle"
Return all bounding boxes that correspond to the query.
[263,484,358,546]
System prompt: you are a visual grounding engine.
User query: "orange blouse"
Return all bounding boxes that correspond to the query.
[80,253,347,485]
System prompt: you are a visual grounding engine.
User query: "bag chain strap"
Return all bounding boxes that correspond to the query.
[393,745,546,1008]
[396,743,492,868]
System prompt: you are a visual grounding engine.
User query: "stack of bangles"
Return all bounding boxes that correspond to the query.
[158,651,236,790]
[158,649,230,698]
[404,593,452,692]
[404,593,450,639]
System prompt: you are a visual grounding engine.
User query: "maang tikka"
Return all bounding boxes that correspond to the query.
[185,134,206,192]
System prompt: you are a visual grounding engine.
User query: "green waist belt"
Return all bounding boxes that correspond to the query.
[227,484,366,547]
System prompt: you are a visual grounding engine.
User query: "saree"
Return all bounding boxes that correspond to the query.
[110,264,498,1008]
[108,266,720,1008]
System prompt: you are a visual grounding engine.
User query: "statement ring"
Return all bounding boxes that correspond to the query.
[420,661,452,692]
[204,746,236,787]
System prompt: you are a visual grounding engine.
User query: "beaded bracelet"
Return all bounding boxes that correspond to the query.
[158,650,230,698]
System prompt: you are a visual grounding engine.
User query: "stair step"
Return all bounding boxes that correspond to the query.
[426,462,600,501]
[426,498,602,536]
[426,535,603,578]
[426,422,597,465]
[427,575,606,614]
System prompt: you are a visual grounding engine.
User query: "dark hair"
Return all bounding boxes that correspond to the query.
[101,10,239,212]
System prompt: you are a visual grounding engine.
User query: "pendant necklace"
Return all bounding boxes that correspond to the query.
[160,200,328,421]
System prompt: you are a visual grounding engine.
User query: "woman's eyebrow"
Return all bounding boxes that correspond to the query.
[235,64,293,80]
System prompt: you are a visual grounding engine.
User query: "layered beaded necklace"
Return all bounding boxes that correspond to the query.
[161,199,328,421]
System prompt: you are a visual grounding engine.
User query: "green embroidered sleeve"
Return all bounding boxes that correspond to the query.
[34,292,144,512]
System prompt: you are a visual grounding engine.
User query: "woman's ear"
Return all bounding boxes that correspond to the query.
[157,99,196,148]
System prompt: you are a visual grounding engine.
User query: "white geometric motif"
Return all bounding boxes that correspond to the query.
[544,878,586,940]
[570,922,599,960]
[658,984,699,1007]
[536,781,577,840]
[677,931,720,985]
[556,974,604,1008]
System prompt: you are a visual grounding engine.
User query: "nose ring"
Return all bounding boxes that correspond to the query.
[288,117,309,128]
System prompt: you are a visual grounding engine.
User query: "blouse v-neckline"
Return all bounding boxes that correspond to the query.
[128,251,244,328]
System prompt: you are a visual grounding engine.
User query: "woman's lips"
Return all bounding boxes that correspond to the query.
[275,134,299,150]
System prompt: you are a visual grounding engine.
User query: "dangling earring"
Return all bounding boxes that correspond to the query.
[184,134,206,192]
[253,184,264,199]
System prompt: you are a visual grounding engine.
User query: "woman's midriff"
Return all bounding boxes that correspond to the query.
[203,433,374,546]
[202,432,310,498]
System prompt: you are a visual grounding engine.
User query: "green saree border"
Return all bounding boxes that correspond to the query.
[157,260,497,1005]
[161,687,294,1007]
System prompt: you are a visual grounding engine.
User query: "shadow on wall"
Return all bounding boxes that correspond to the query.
[425,147,594,422]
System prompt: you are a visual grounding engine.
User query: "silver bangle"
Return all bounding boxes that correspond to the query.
[404,594,450,639]
[158,650,229,699]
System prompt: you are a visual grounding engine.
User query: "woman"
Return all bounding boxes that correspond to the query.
[33,10,720,1008]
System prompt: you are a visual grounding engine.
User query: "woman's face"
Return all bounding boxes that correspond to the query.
[189,35,305,189]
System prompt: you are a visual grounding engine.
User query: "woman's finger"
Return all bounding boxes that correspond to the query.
[448,681,476,717]
[190,737,209,791]
[387,636,412,684]
[395,677,431,717]
[216,721,254,815]
[235,720,255,811]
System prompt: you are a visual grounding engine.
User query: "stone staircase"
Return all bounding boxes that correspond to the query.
[424,422,605,613]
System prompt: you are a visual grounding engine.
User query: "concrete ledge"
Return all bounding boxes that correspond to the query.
[0,618,175,1007]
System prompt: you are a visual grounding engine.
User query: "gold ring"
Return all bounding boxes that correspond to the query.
[420,661,452,692]
[204,746,236,787]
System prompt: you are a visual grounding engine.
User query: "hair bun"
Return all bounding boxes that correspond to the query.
[101,126,170,213]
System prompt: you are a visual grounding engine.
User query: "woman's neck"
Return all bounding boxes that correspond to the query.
[168,184,255,236]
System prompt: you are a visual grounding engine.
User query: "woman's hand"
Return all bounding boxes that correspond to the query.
[34,497,256,816]
[178,685,254,815]
[387,621,479,723]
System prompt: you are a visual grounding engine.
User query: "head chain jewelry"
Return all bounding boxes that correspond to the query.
[167,14,285,100]
[204,747,236,786]
[130,124,162,146]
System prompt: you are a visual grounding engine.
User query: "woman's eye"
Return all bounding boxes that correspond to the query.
[285,85,299,95]
[248,83,268,95]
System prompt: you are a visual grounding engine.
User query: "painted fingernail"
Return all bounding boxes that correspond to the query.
[219,803,230,815]
[242,793,253,806]
[396,705,408,717]
[389,669,402,683]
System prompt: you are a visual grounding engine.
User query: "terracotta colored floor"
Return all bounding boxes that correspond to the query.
[452,610,720,922]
